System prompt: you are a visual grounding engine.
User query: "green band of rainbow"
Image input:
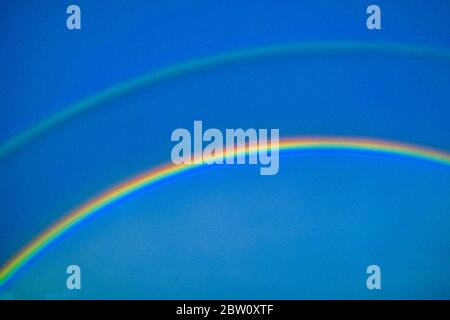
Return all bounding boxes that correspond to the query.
[1,136,449,287]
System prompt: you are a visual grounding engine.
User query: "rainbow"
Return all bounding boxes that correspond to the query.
[1,136,449,287]
[1,41,450,160]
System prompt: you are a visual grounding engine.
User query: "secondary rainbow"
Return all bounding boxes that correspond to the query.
[1,136,449,287]
[1,41,450,160]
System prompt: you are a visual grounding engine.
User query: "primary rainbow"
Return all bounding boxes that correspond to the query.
[1,136,449,287]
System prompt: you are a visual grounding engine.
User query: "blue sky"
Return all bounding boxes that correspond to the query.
[0,1,449,299]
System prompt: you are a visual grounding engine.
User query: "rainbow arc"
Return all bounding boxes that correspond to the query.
[0,136,449,287]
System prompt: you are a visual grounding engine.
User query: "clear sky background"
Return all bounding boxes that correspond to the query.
[0,1,449,299]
